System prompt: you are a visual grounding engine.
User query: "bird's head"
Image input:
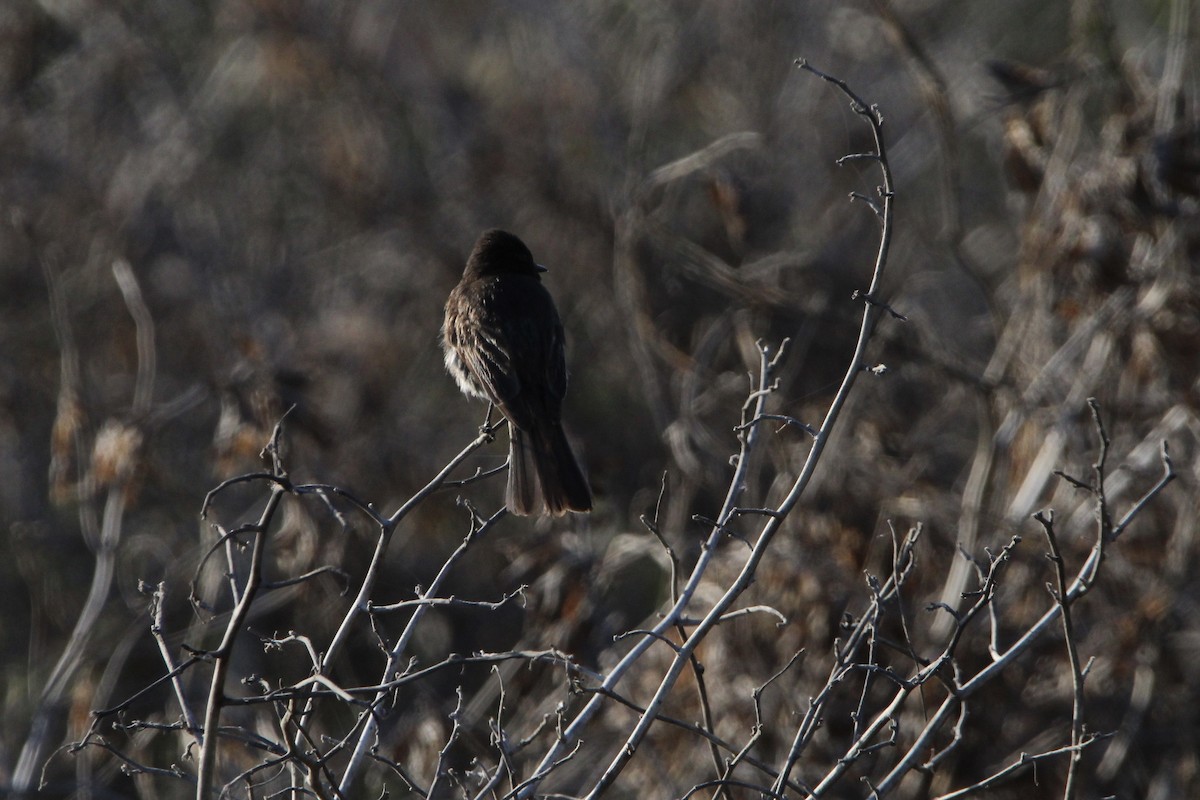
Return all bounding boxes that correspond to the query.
[465,229,547,277]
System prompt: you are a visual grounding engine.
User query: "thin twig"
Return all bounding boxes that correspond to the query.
[932,734,1112,800]
[1035,509,1086,800]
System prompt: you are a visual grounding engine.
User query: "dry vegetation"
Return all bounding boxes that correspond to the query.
[2,1,1199,799]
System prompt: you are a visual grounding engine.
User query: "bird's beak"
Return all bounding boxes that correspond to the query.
[535,263,548,273]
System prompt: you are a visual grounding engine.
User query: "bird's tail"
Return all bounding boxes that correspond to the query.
[508,424,592,516]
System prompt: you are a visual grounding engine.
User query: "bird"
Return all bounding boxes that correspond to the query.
[443,229,592,516]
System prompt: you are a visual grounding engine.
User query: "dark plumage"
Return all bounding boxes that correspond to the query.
[443,229,592,516]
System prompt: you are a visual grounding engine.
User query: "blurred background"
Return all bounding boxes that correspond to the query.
[2,0,1198,797]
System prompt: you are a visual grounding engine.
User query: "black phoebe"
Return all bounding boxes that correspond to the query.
[443,229,592,516]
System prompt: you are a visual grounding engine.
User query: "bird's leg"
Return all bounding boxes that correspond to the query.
[479,403,499,440]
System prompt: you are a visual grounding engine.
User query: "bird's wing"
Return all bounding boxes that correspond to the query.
[457,319,521,408]
[451,277,565,432]
[548,319,568,400]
